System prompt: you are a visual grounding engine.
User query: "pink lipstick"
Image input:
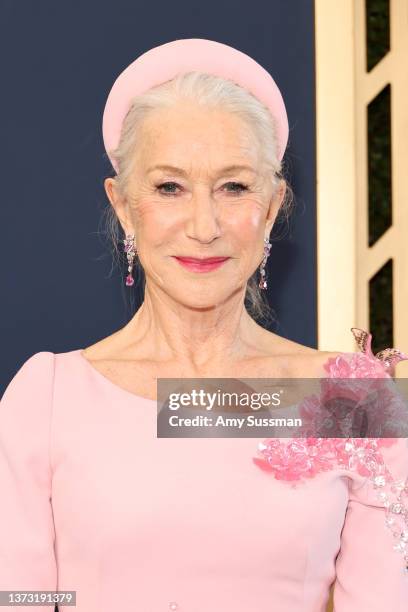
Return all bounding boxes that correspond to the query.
[172,256,230,273]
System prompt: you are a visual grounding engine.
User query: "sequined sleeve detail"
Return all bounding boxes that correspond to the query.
[253,327,408,575]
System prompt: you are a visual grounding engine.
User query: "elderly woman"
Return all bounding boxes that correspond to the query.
[1,38,408,612]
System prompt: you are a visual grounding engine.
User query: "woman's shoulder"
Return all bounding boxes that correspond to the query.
[1,347,87,405]
[2,351,55,398]
[256,331,339,379]
[0,351,56,436]
[15,349,55,369]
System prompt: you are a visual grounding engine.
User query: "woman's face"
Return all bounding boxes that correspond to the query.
[106,101,285,308]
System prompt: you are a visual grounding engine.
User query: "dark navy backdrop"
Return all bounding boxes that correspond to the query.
[0,0,316,394]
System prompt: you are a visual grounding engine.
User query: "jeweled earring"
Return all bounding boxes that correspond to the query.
[259,237,272,290]
[122,233,137,287]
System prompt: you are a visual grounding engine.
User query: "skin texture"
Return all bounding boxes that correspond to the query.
[82,102,339,399]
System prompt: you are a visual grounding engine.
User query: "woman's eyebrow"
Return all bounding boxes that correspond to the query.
[146,163,257,177]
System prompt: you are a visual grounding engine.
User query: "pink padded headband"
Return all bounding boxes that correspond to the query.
[102,38,289,172]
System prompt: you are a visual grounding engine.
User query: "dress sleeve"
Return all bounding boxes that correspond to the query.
[0,351,58,610]
[327,329,408,610]
[332,437,408,611]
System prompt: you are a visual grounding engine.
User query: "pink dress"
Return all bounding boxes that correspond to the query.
[1,328,408,612]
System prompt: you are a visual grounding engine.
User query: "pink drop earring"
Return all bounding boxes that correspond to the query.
[123,233,137,287]
[259,237,272,290]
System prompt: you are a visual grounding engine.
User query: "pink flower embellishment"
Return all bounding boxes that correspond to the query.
[251,327,408,573]
[253,437,393,484]
[323,350,391,378]
[253,327,408,483]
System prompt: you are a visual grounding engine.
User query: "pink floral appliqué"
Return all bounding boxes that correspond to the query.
[252,327,408,573]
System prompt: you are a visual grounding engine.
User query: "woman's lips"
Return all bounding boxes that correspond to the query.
[172,256,230,273]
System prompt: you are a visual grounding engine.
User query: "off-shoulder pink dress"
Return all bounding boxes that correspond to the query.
[1,329,408,612]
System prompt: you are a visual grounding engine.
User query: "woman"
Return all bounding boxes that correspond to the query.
[1,38,408,612]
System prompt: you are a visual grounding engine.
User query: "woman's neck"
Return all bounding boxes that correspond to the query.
[121,285,271,369]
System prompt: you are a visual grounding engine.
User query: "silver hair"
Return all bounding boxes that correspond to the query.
[100,70,294,325]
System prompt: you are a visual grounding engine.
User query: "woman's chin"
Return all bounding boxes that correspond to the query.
[168,290,230,310]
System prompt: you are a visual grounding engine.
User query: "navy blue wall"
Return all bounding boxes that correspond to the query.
[0,0,316,393]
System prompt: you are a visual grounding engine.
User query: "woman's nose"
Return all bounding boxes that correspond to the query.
[184,192,221,243]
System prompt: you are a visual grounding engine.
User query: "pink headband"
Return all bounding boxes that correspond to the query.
[102,38,289,173]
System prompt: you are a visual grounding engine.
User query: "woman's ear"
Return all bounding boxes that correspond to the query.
[266,178,286,231]
[104,177,134,235]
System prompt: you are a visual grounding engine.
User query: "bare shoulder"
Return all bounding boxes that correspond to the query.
[286,349,345,378]
[259,328,339,358]
[257,329,318,356]
[259,330,345,377]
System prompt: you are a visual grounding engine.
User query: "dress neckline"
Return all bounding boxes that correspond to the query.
[74,348,157,404]
[73,328,408,403]
[74,347,339,406]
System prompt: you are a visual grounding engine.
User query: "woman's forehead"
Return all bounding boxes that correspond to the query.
[137,115,260,171]
[141,103,255,141]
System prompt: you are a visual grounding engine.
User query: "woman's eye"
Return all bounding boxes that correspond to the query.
[156,181,249,196]
[223,181,249,194]
[156,181,180,196]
